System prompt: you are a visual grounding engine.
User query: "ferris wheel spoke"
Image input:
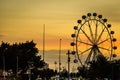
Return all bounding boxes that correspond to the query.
[73,13,116,67]
[98,46,110,51]
[80,28,93,43]
[92,50,97,61]
[88,21,94,42]
[85,49,92,64]
[96,27,106,43]
[98,38,109,45]
[95,20,98,42]
[79,47,92,55]
[77,40,92,46]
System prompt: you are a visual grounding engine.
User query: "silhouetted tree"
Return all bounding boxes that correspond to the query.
[60,68,68,79]
[108,59,120,80]
[88,54,120,80]
[0,41,45,79]
[78,66,88,79]
[88,54,109,79]
[77,54,120,80]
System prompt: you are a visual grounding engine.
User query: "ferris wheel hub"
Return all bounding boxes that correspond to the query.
[71,13,117,67]
[93,44,97,47]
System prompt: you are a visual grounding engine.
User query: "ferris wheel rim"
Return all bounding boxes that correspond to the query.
[71,13,117,66]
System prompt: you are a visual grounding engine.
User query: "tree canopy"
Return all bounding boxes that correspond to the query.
[78,55,120,80]
[0,41,45,74]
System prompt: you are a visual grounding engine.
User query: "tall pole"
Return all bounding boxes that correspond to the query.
[54,61,57,71]
[68,50,70,80]
[59,39,62,79]
[16,56,18,77]
[3,48,7,80]
[43,24,45,61]
[3,56,6,80]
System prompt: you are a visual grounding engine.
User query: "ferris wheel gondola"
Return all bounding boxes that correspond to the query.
[71,13,117,67]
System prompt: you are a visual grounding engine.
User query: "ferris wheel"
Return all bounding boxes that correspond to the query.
[71,13,117,66]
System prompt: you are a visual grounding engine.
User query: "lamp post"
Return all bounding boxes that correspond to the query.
[54,61,57,71]
[28,61,34,80]
[3,55,6,80]
[59,39,62,79]
[67,50,75,80]
[43,24,45,61]
[16,50,22,78]
[16,56,18,77]
[3,48,8,80]
[67,50,70,80]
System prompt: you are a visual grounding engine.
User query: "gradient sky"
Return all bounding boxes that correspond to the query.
[0,0,120,69]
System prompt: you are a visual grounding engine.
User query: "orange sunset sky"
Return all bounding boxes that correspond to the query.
[0,0,120,69]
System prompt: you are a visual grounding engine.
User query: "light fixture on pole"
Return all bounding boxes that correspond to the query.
[59,38,62,79]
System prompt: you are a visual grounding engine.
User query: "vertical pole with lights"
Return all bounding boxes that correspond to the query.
[59,39,62,79]
[67,50,70,80]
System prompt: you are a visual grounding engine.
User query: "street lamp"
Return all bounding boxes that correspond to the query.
[3,48,8,80]
[28,61,34,80]
[59,39,62,79]
[67,50,71,80]
[67,50,76,80]
[54,61,57,71]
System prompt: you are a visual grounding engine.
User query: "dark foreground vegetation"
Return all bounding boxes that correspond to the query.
[0,41,57,80]
[0,41,120,80]
[78,55,120,80]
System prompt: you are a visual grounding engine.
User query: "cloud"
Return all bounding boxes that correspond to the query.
[0,34,5,37]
